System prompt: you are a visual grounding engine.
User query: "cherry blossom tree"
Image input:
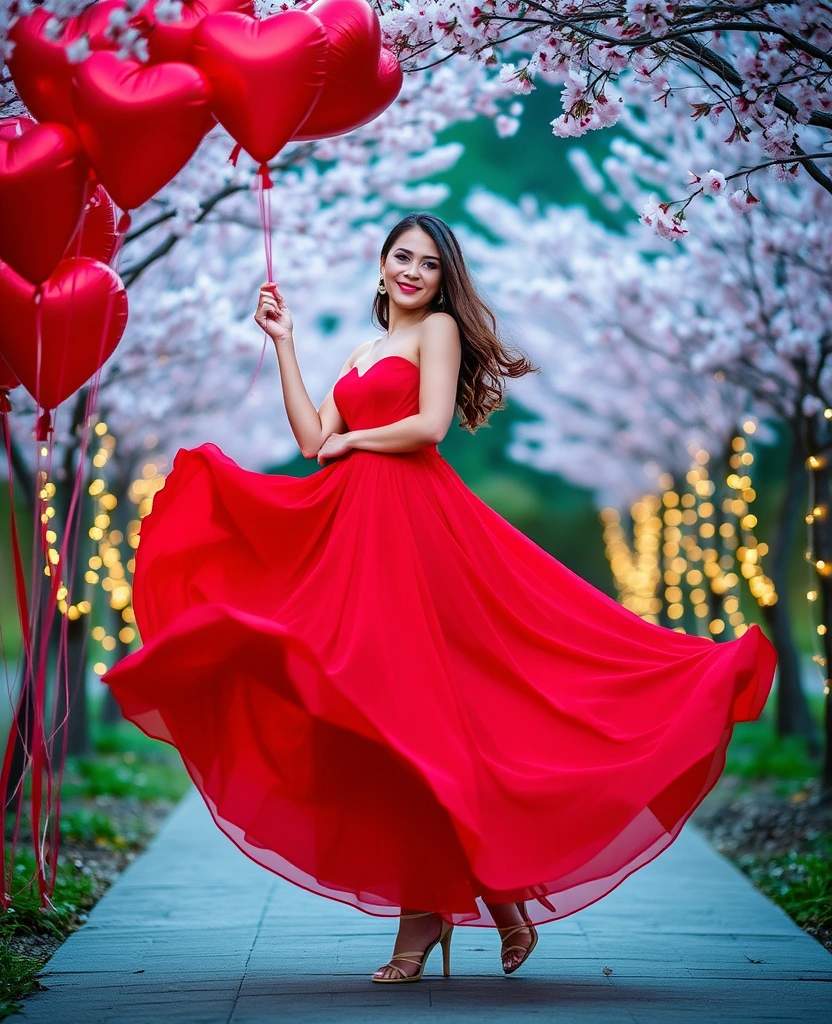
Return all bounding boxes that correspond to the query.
[378,0,832,225]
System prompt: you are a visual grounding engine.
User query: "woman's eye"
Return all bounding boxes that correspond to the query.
[395,253,408,261]
[424,263,438,270]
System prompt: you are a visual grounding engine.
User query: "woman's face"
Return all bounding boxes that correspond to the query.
[381,226,443,312]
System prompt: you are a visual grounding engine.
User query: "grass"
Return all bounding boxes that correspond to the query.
[60,754,191,803]
[54,716,192,805]
[0,945,48,1021]
[725,714,824,797]
[741,834,832,931]
[717,691,832,945]
[0,849,94,1020]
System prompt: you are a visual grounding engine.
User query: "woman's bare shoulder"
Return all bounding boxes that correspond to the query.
[422,312,458,333]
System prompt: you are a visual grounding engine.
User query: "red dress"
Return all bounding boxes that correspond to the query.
[102,355,777,927]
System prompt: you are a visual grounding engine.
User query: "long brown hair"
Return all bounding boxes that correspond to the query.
[372,213,539,433]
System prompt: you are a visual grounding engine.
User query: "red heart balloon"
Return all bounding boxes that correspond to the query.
[71,52,214,211]
[191,11,329,165]
[63,184,118,264]
[0,257,128,412]
[0,117,90,285]
[137,0,254,64]
[7,3,121,125]
[293,0,402,141]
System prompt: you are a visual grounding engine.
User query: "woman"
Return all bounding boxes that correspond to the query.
[103,213,777,985]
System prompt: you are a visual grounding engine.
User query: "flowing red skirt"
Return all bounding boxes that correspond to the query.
[103,438,777,928]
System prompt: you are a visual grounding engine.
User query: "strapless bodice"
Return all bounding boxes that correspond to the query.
[333,355,438,453]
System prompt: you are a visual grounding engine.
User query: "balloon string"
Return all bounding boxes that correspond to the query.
[0,411,34,910]
[248,171,275,397]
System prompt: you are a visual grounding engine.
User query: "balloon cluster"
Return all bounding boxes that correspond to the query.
[0,0,402,436]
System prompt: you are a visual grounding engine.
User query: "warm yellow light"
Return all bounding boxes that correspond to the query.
[808,590,818,601]
[709,620,725,634]
[818,624,828,636]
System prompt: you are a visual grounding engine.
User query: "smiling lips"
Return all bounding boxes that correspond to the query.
[396,281,420,294]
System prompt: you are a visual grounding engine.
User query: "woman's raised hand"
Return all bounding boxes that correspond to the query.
[254,283,294,344]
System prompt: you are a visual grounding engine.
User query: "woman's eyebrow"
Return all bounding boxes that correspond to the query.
[394,247,442,261]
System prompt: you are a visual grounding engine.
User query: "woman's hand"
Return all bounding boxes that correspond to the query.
[254,283,293,343]
[317,432,353,467]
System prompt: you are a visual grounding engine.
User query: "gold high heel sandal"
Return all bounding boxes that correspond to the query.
[371,910,455,983]
[498,901,538,975]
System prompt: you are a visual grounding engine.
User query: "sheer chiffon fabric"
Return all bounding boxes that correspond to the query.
[103,355,777,927]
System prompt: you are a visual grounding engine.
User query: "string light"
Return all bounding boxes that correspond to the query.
[601,425,776,638]
[600,496,663,622]
[43,421,166,672]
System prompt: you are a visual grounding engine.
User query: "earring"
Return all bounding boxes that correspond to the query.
[437,289,445,308]
[378,275,387,296]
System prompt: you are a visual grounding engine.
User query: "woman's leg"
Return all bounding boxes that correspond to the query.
[483,900,536,973]
[372,909,445,980]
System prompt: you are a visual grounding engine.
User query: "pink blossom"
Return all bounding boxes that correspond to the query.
[703,169,727,196]
[640,195,689,241]
[495,114,520,137]
[727,189,760,214]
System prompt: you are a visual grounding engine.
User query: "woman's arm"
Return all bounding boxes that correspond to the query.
[254,283,365,460]
[347,314,462,454]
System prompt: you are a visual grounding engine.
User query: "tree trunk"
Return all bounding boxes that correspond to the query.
[765,427,819,749]
[804,412,832,800]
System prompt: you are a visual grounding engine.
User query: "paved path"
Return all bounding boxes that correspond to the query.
[11,788,832,1024]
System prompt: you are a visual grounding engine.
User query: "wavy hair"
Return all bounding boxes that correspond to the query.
[372,213,539,432]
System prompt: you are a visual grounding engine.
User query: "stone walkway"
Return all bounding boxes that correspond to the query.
[10,787,832,1024]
